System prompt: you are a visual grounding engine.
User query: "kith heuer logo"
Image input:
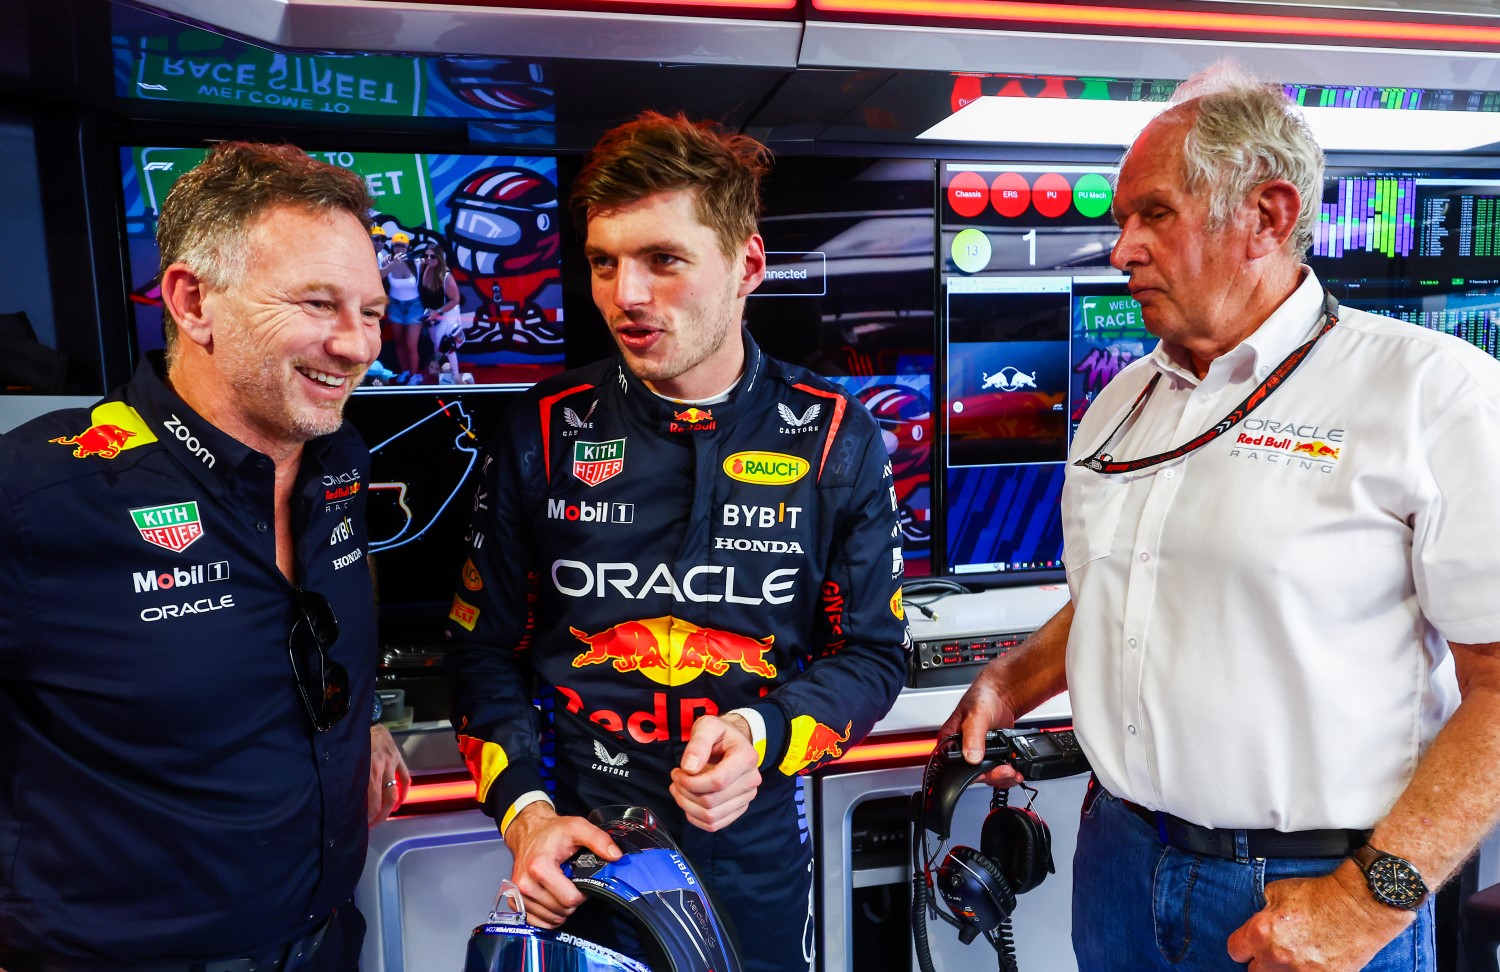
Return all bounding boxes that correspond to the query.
[573,439,625,487]
[130,502,204,553]
[548,499,635,524]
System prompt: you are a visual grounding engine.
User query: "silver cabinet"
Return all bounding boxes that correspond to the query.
[816,764,1087,972]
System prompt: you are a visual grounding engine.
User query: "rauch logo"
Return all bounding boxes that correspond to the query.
[722,452,809,486]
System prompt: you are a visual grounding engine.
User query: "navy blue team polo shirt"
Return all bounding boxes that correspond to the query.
[0,353,377,960]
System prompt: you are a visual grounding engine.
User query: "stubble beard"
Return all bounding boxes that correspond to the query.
[217,323,351,445]
[616,287,737,385]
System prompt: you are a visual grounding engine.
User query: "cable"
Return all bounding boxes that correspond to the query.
[904,578,975,621]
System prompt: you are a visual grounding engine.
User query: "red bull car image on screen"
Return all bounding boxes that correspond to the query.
[466,806,743,972]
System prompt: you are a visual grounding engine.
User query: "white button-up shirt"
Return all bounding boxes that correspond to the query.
[1064,269,1500,831]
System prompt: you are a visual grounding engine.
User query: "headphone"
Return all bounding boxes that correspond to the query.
[910,734,1055,972]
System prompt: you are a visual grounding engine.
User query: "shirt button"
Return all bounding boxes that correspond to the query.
[323,751,332,763]
[1138,551,1150,563]
[1199,394,1210,404]
[1127,724,1137,735]
[1163,469,1176,480]
[256,521,269,533]
[256,458,268,469]
[328,839,336,849]
[1127,638,1138,649]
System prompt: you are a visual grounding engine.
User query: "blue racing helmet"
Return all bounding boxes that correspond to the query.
[465,806,744,972]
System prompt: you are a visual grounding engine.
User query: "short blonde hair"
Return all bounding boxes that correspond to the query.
[569,111,771,256]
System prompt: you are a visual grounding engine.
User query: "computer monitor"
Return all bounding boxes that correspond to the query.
[117,145,565,387]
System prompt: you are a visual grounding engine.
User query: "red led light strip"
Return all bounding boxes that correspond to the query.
[810,0,1500,46]
[400,736,944,807]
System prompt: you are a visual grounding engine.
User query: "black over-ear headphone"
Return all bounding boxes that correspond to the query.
[910,734,1055,972]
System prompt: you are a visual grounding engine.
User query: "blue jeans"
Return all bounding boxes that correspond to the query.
[1073,788,1434,970]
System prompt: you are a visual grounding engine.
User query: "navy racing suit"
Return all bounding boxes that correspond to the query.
[444,334,911,971]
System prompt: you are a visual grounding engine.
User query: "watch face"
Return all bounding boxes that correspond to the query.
[1366,855,1426,909]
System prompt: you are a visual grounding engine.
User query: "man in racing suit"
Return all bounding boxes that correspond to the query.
[444,112,910,972]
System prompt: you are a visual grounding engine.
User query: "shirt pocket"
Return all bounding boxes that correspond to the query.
[1061,466,1128,573]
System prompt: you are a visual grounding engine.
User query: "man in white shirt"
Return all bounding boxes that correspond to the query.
[942,64,1500,971]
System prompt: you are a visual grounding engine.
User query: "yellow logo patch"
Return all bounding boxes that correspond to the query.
[48,402,158,460]
[722,451,809,486]
[449,594,479,631]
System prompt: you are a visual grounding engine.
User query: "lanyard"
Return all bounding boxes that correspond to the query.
[1075,291,1339,475]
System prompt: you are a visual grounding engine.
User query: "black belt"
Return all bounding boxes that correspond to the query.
[0,915,332,972]
[1119,796,1370,860]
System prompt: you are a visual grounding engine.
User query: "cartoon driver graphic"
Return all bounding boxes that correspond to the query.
[446,166,563,355]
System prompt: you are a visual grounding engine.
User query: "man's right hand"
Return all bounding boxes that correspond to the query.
[503,802,622,927]
[937,601,1074,788]
[938,662,1024,788]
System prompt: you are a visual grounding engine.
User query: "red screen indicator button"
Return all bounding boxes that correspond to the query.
[948,171,990,218]
[990,171,1031,217]
[1032,172,1072,218]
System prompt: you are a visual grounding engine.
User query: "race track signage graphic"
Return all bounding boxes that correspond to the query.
[130,501,204,553]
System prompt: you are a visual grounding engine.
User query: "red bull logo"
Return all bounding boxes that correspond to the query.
[779,715,853,775]
[1291,440,1340,460]
[51,424,136,459]
[49,402,157,460]
[556,683,719,744]
[669,407,716,434]
[569,616,777,685]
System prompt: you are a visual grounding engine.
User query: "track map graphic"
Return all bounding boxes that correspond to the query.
[364,398,482,553]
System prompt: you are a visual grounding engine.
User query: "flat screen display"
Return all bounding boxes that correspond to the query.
[118,145,565,387]
[1309,169,1500,357]
[343,388,516,636]
[939,161,1149,577]
[748,156,938,577]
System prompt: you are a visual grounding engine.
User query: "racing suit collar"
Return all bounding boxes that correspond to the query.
[612,330,766,435]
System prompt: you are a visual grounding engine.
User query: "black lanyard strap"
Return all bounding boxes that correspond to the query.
[1076,291,1340,475]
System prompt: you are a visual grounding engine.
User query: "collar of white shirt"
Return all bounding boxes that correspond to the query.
[1145,268,1328,387]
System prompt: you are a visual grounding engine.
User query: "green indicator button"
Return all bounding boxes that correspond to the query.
[1073,173,1113,219]
[951,228,992,274]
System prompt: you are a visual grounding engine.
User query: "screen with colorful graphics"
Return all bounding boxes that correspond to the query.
[118,145,564,388]
[939,161,1156,577]
[111,4,555,136]
[748,156,937,577]
[1308,168,1500,359]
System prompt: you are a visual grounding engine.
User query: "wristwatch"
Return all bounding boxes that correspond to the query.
[1350,843,1428,910]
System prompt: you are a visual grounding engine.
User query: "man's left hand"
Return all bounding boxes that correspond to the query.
[1226,863,1414,971]
[670,714,761,833]
[369,724,412,825]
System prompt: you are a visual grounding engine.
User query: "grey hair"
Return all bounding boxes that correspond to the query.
[1135,62,1325,254]
[156,142,372,364]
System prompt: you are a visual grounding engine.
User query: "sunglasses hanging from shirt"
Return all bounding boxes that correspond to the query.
[1076,292,1339,475]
